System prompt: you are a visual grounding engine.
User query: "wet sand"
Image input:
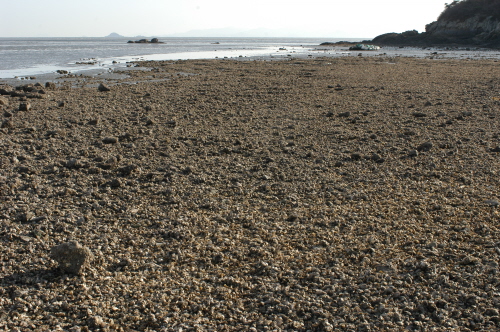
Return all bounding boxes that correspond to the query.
[1,57,500,331]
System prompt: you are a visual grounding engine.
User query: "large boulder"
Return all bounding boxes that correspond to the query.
[50,241,92,275]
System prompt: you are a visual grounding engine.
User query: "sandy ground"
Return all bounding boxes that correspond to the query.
[1,56,500,331]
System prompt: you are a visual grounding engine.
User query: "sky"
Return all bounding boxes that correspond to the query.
[0,0,448,38]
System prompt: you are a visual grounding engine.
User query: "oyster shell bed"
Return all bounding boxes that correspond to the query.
[1,57,500,331]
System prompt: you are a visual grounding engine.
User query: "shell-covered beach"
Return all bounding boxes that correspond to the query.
[1,56,500,331]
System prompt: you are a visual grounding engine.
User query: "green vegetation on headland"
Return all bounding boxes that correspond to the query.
[370,0,500,48]
[438,0,500,22]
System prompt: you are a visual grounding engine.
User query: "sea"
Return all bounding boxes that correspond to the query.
[0,37,355,79]
[2,37,500,81]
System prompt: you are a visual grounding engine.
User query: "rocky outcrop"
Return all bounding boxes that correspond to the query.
[372,1,500,48]
[127,38,164,44]
[425,15,500,42]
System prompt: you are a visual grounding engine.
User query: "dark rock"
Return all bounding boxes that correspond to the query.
[98,83,111,92]
[1,119,13,128]
[351,153,362,160]
[417,141,433,152]
[408,149,419,157]
[0,88,12,95]
[412,112,427,117]
[484,308,499,317]
[485,199,499,207]
[19,102,31,111]
[128,38,163,44]
[108,178,122,188]
[66,158,84,169]
[50,241,92,275]
[17,211,34,223]
[45,82,56,90]
[46,129,66,137]
[21,84,37,92]
[56,70,69,75]
[117,164,139,176]
[88,118,100,125]
[212,254,224,264]
[102,136,118,144]
[17,166,35,174]
[371,153,384,163]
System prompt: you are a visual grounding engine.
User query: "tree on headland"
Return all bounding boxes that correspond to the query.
[439,0,500,21]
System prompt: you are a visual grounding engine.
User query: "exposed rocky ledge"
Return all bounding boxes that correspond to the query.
[127,38,164,44]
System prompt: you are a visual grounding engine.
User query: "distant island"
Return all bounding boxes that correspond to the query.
[368,0,500,48]
[105,32,124,38]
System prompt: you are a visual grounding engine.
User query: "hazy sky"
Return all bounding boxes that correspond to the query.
[1,0,447,38]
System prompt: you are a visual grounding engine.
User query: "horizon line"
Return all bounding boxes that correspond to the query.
[0,35,372,39]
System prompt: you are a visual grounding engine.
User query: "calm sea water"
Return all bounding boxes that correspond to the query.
[2,37,500,80]
[0,37,356,79]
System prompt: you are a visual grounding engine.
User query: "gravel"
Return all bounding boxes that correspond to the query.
[1,56,500,331]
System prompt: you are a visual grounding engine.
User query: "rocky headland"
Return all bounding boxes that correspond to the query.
[372,0,500,48]
[1,57,500,331]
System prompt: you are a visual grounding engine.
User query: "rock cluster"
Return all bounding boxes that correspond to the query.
[127,38,163,44]
[0,57,499,330]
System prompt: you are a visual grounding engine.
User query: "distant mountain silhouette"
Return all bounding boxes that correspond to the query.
[105,32,125,38]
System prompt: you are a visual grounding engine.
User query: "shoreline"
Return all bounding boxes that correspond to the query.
[1,57,500,331]
[3,43,500,84]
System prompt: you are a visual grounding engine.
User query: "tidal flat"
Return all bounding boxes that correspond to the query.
[1,57,500,331]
